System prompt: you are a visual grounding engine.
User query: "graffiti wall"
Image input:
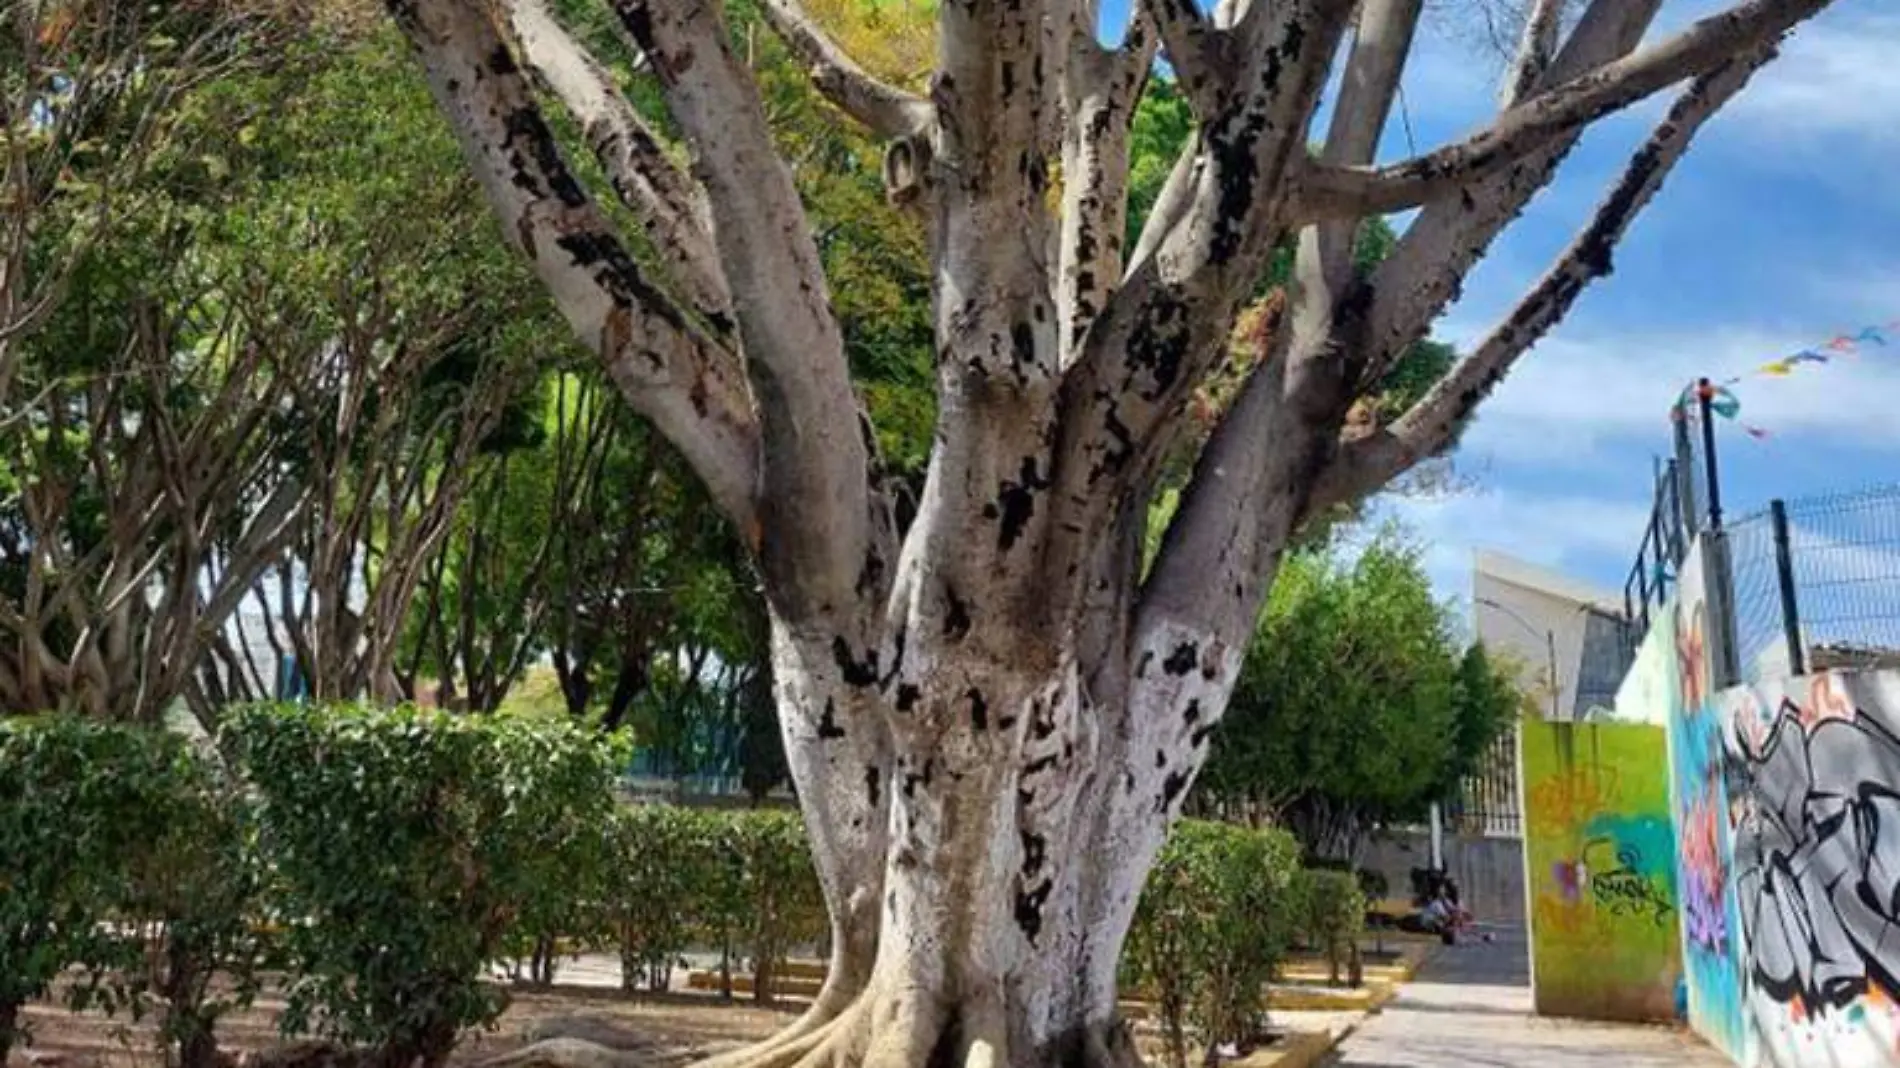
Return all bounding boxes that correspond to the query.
[1719,670,1900,1067]
[1671,546,1754,1062]
[1523,718,1682,1022]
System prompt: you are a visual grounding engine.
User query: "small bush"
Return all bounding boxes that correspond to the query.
[225,704,622,1068]
[720,809,826,1002]
[0,716,188,1064]
[1123,820,1303,1068]
[601,803,709,992]
[122,752,272,1068]
[1292,868,1366,986]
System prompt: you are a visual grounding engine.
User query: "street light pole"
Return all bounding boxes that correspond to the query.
[1475,597,1565,722]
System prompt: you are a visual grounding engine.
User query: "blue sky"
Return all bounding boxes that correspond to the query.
[1102,1,1900,606]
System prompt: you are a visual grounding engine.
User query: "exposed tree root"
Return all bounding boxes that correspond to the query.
[680,993,1149,1068]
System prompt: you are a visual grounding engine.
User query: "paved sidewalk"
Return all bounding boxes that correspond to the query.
[1324,926,1730,1068]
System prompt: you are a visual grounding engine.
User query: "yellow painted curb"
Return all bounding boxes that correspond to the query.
[1265,981,1393,1012]
[1229,1029,1339,1068]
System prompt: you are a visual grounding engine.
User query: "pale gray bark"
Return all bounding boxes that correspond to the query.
[386,0,1841,1061]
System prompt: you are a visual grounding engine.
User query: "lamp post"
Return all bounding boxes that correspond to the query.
[1475,597,1562,723]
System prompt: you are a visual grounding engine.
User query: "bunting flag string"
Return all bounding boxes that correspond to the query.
[1669,318,1900,440]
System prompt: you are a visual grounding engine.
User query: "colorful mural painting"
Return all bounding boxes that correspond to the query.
[1721,670,1900,1068]
[1669,547,1754,1062]
[1522,718,1682,1022]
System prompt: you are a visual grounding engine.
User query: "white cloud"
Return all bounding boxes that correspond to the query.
[1727,9,1900,143]
[1371,487,1654,604]
[1429,322,1900,462]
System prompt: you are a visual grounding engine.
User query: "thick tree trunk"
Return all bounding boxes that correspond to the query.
[732,615,1242,1068]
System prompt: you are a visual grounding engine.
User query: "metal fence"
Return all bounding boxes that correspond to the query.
[1725,484,1900,681]
[1623,456,1695,643]
[1447,728,1521,837]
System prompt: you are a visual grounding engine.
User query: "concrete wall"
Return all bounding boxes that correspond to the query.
[1521,718,1681,1023]
[1360,828,1526,927]
[1696,669,1900,1067]
[1662,536,1900,1067]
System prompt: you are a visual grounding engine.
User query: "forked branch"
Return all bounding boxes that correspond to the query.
[1298,0,1834,221]
[1308,45,1778,517]
[610,0,885,617]
[385,0,760,533]
[756,0,932,137]
[503,0,733,325]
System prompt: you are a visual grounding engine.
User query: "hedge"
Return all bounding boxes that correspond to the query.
[223,703,625,1068]
[1292,869,1367,986]
[598,804,825,999]
[5,708,1368,1068]
[1124,820,1305,1068]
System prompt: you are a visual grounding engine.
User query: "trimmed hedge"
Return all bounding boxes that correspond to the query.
[224,703,624,1068]
[0,716,194,1065]
[6,708,1370,1068]
[1124,820,1304,1068]
[598,804,825,1000]
[1292,868,1367,986]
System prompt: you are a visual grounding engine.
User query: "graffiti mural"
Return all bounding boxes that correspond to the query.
[1669,548,1755,1063]
[1523,718,1682,1022]
[1722,671,1900,1067]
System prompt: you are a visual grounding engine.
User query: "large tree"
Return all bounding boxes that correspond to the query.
[388,0,1837,1063]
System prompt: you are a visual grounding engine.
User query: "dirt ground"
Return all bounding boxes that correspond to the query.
[10,983,795,1068]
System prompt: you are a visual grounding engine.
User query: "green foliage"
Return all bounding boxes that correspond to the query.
[120,750,272,1068]
[1290,869,1366,987]
[0,717,192,1061]
[1199,531,1514,858]
[223,704,625,1067]
[602,804,710,992]
[1124,820,1304,1068]
[722,809,828,1002]
[597,805,824,1001]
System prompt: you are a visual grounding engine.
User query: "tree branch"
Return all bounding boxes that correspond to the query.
[503,0,732,326]
[1138,0,1224,115]
[610,0,889,620]
[755,0,932,138]
[385,0,761,535]
[1298,0,1835,221]
[1288,0,1422,360]
[1352,0,1663,386]
[1505,0,1569,108]
[1057,16,1156,366]
[1309,46,1776,516]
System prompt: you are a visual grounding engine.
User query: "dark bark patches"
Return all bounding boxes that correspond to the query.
[986,455,1052,551]
[816,698,848,739]
[1160,641,1197,676]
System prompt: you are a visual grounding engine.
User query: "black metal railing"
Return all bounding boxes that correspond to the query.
[1725,485,1900,681]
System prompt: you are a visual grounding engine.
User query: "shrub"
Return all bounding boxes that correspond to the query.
[1123,820,1303,1068]
[121,751,272,1068]
[1292,868,1366,987]
[225,704,622,1068]
[601,803,710,992]
[720,809,826,1003]
[0,716,187,1064]
[613,806,824,1002]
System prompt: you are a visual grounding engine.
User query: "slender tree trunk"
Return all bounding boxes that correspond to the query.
[0,1000,19,1068]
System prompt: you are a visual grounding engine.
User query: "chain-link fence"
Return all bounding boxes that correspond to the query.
[1725,485,1900,681]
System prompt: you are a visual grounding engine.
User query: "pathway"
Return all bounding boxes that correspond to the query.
[1323,925,1730,1068]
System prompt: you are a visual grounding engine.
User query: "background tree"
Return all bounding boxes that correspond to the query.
[390,0,1837,1062]
[1194,533,1517,861]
